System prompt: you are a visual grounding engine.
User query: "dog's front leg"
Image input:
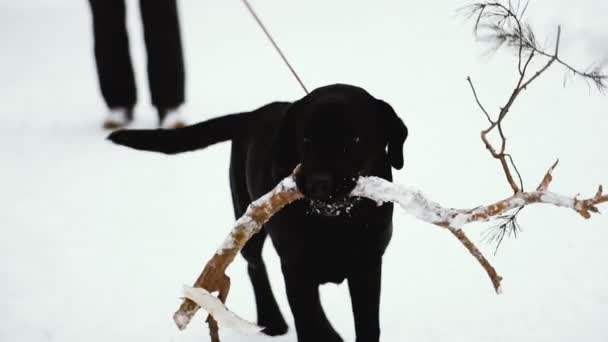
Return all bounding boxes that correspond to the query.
[347,257,382,342]
[283,267,343,342]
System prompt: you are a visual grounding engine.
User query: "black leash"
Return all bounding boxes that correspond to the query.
[241,0,309,95]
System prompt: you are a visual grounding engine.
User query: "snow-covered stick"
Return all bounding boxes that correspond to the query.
[351,160,607,292]
[172,167,303,340]
[174,162,606,339]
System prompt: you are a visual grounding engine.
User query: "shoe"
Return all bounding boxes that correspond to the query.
[103,107,133,129]
[159,108,186,129]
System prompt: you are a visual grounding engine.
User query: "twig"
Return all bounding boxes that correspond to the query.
[445,226,503,292]
[467,76,493,124]
[464,1,607,197]
[462,1,606,245]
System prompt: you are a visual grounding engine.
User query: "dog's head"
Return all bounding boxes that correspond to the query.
[273,84,408,214]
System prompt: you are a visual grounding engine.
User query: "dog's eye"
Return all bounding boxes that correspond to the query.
[302,137,312,150]
[344,137,361,153]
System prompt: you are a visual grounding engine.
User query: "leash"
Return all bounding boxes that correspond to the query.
[240,0,310,95]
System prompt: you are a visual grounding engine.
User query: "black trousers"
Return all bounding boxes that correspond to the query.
[89,0,185,112]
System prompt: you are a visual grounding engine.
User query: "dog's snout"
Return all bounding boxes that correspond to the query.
[306,174,334,199]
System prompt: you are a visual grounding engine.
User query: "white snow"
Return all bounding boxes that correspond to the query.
[181,286,264,335]
[541,192,576,209]
[173,311,192,331]
[352,176,460,224]
[1,1,608,342]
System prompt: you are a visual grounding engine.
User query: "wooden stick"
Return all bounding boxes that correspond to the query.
[174,162,606,338]
[173,169,303,336]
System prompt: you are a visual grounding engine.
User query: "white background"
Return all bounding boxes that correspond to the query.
[1,0,607,341]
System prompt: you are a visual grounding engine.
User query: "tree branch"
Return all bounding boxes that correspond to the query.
[352,161,606,288]
[462,1,606,245]
[174,160,607,339]
[463,1,607,197]
[173,169,303,338]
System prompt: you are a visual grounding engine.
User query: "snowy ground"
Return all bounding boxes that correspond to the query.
[1,1,607,341]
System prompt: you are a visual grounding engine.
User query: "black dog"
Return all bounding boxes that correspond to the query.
[108,84,408,342]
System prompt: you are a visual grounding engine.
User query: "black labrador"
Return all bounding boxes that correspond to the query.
[108,84,408,342]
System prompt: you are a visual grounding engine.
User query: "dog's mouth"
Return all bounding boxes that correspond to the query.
[295,169,367,216]
[305,196,363,217]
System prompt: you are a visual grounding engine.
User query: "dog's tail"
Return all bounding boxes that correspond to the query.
[107,112,252,154]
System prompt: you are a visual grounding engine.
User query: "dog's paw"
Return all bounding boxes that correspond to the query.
[327,332,344,342]
[260,320,288,336]
[324,327,344,342]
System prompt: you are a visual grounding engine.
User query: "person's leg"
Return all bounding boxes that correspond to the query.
[139,0,185,124]
[88,0,137,112]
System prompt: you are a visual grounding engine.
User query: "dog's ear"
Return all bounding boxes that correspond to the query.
[378,100,408,169]
[272,107,298,179]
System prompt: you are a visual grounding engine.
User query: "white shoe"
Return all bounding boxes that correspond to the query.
[103,107,132,129]
[159,108,186,129]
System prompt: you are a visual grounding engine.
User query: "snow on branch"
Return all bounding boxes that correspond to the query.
[354,161,606,227]
[352,160,606,292]
[179,286,263,335]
